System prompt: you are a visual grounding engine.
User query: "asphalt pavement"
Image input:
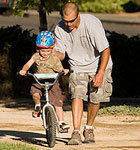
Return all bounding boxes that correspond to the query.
[0,10,140,37]
[27,10,140,25]
[27,10,140,37]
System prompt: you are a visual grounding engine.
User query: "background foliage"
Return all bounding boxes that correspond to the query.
[0,26,140,99]
[12,0,140,15]
[72,0,140,13]
[13,0,67,16]
[0,25,36,98]
[0,0,140,99]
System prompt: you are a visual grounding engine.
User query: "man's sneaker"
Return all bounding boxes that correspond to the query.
[67,130,82,145]
[59,122,70,133]
[32,106,41,118]
[83,128,95,143]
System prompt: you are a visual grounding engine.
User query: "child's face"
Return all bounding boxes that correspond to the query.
[39,48,53,58]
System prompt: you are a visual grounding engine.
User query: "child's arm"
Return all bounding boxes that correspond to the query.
[19,58,34,76]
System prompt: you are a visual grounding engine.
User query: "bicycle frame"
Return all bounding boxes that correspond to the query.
[27,72,64,129]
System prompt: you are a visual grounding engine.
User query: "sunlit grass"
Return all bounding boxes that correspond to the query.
[0,142,38,150]
[122,119,140,123]
[98,105,140,116]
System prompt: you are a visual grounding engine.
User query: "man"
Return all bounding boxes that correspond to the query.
[54,2,113,145]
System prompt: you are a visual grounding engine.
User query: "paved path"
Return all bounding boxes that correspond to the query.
[0,11,140,37]
[0,98,140,150]
[27,10,140,24]
[0,104,140,150]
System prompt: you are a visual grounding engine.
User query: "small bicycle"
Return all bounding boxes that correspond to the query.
[18,71,71,148]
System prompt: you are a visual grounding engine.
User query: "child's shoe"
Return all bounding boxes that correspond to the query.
[59,122,70,133]
[32,106,41,118]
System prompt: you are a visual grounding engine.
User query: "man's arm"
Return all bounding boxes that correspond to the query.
[53,48,66,61]
[93,47,110,88]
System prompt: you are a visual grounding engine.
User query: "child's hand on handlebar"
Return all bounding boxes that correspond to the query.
[19,70,27,76]
[62,69,69,75]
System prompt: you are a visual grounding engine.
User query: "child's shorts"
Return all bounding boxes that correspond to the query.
[30,81,63,107]
[69,68,113,104]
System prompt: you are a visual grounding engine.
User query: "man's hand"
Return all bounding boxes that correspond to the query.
[62,69,69,75]
[93,47,110,88]
[93,70,104,88]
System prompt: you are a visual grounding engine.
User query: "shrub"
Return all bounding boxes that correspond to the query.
[1,26,140,99]
[122,1,140,12]
[106,31,140,97]
[74,0,140,13]
[76,0,130,13]
[131,0,140,7]
[0,25,36,98]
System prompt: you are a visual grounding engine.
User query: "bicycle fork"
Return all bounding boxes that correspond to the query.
[42,85,57,129]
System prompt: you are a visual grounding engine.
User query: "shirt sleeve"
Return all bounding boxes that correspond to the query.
[31,53,38,62]
[54,23,66,54]
[89,17,109,53]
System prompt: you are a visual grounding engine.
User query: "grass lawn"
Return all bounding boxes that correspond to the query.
[0,142,38,150]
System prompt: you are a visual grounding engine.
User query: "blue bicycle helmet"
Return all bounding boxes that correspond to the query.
[36,31,55,49]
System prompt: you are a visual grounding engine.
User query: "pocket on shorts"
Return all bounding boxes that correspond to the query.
[104,69,113,99]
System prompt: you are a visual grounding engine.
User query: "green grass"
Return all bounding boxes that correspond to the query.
[122,119,140,123]
[98,105,140,116]
[0,142,38,150]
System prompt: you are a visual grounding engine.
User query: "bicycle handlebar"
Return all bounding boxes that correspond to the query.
[27,72,62,86]
[17,70,73,87]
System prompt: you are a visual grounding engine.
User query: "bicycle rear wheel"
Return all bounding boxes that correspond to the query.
[45,106,57,148]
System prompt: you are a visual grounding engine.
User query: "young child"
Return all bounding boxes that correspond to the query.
[19,31,70,131]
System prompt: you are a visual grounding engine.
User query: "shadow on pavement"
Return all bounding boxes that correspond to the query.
[0,97,139,111]
[0,130,69,147]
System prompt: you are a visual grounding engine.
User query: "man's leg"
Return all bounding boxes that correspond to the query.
[87,102,100,126]
[67,98,83,145]
[72,98,83,130]
[83,102,100,143]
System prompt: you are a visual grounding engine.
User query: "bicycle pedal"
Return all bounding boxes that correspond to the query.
[59,129,69,133]
[32,112,41,118]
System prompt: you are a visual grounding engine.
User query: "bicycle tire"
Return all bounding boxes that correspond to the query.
[45,106,57,148]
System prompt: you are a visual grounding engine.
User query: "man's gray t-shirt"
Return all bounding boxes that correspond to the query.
[55,14,113,73]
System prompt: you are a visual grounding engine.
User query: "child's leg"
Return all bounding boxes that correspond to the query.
[54,104,70,131]
[32,93,41,106]
[49,82,70,130]
[30,83,42,108]
[54,106,64,122]
[32,92,41,118]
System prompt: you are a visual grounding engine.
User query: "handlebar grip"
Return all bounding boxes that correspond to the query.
[59,71,65,76]
[69,70,74,73]
[16,71,29,76]
[16,72,20,75]
[26,71,29,76]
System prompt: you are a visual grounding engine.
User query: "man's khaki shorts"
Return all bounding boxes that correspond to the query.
[30,81,63,107]
[69,68,113,104]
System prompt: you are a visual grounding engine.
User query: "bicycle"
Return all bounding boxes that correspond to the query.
[18,71,71,148]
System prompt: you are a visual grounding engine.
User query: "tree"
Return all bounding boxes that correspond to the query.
[13,0,68,31]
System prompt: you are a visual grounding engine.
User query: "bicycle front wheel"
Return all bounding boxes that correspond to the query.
[45,106,57,148]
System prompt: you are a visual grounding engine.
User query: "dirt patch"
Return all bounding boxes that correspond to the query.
[0,99,140,150]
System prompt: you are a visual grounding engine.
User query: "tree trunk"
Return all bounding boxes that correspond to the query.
[38,1,48,32]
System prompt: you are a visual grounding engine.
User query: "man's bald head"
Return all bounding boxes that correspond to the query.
[61,2,79,17]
